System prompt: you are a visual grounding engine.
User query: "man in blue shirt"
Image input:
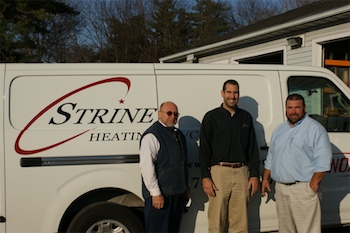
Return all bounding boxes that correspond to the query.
[262,94,332,233]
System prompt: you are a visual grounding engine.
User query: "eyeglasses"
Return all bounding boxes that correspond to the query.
[162,111,179,117]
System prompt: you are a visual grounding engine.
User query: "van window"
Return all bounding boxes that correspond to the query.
[288,76,350,132]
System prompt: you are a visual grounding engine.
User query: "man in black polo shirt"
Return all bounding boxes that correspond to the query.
[199,79,259,233]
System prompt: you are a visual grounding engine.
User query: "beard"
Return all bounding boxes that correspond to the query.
[287,112,305,124]
[165,122,176,127]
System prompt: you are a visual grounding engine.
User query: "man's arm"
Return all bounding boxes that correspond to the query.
[139,134,163,209]
[310,172,327,192]
[198,116,212,179]
[261,169,271,196]
[199,114,217,196]
[247,116,260,178]
[310,127,332,193]
[246,116,260,197]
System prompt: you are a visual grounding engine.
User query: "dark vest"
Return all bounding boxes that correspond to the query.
[141,121,188,199]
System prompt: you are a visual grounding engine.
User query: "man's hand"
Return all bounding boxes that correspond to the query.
[202,178,218,197]
[310,172,327,193]
[261,179,271,196]
[261,169,271,196]
[186,188,191,198]
[152,195,164,209]
[247,177,259,197]
[310,182,319,193]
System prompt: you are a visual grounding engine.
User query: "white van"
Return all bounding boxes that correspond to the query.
[0,63,349,233]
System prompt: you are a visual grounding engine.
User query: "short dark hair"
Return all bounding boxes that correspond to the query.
[286,94,305,106]
[223,79,239,91]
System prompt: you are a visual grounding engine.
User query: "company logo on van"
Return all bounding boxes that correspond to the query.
[15,77,131,155]
[329,153,350,177]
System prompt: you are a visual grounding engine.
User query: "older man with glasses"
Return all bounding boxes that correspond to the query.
[139,101,189,233]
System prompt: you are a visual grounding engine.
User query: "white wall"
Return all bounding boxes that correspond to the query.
[196,22,350,68]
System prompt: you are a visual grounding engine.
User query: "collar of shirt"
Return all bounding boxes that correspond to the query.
[220,104,239,116]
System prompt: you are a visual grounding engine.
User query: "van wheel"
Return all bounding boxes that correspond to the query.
[67,202,144,233]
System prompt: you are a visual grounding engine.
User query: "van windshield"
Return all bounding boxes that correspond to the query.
[288,76,350,132]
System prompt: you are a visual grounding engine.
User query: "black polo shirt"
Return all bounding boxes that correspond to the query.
[199,105,259,178]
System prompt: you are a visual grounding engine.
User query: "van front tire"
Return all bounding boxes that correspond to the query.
[67,201,144,233]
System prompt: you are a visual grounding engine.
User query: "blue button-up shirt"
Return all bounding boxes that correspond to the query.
[265,114,332,183]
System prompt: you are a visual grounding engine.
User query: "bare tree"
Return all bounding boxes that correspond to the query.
[0,0,78,62]
[150,0,192,58]
[39,10,87,62]
[70,0,192,62]
[228,0,281,29]
[190,0,232,46]
[78,0,117,62]
[17,0,97,63]
[278,0,321,12]
[55,0,92,62]
[72,0,153,62]
[2,0,325,63]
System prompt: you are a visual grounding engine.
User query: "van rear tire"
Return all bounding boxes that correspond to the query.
[67,201,144,233]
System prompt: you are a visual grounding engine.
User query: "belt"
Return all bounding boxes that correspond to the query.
[217,162,244,168]
[280,181,299,186]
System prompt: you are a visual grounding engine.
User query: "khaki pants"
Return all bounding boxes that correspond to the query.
[208,165,250,233]
[276,182,321,233]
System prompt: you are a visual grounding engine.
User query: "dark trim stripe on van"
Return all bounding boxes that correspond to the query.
[20,155,139,167]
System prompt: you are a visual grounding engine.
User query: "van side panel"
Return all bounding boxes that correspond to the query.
[4,64,156,233]
[1,63,349,232]
[155,67,284,232]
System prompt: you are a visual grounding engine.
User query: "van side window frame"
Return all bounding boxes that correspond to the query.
[288,76,350,132]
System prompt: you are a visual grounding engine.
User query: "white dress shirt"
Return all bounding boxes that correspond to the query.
[139,121,165,197]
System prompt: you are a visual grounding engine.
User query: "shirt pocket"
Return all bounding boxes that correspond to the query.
[290,137,313,160]
[291,137,312,152]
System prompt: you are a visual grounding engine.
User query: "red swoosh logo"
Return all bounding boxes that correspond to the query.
[15,77,130,155]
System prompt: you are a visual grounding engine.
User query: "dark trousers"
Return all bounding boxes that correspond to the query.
[144,195,186,233]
